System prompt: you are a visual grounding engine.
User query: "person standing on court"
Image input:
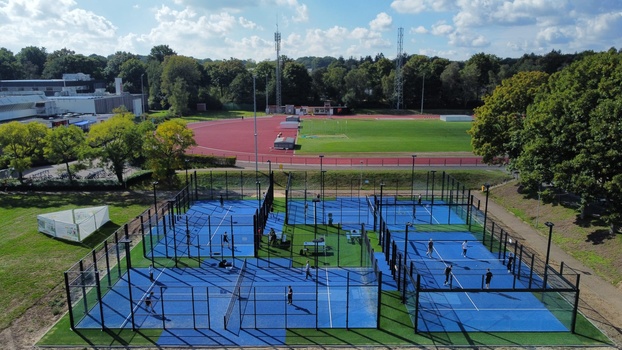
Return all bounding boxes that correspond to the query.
[485,268,493,289]
[219,194,224,207]
[462,240,468,257]
[305,260,313,280]
[223,231,230,249]
[507,253,514,273]
[426,238,434,258]
[145,291,155,313]
[418,194,422,205]
[287,286,293,305]
[149,264,154,282]
[444,265,452,285]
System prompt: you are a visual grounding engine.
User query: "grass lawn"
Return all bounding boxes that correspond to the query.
[297,118,473,153]
[0,192,152,330]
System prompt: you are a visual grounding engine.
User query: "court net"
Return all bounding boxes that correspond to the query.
[224,259,248,329]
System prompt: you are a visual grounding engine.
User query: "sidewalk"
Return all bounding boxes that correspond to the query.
[472,191,622,347]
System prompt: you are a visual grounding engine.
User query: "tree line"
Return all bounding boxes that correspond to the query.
[468,48,622,234]
[0,44,594,114]
[0,108,195,186]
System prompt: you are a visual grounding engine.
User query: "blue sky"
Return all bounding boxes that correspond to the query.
[1,0,621,61]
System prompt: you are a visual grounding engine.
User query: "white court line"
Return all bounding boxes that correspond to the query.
[434,250,479,311]
[210,205,233,243]
[119,267,167,328]
[324,268,333,328]
[421,205,441,224]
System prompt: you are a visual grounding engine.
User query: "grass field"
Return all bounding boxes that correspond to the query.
[0,192,151,330]
[296,118,473,153]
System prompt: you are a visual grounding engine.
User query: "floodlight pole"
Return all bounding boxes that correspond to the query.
[267,159,272,175]
[319,155,324,222]
[411,155,417,200]
[429,170,436,224]
[483,183,490,242]
[253,75,258,183]
[379,183,385,236]
[152,181,159,235]
[140,74,145,118]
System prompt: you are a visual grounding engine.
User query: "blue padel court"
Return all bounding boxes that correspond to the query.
[63,172,581,347]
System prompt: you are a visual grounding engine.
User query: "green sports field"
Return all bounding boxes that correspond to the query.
[296,118,473,153]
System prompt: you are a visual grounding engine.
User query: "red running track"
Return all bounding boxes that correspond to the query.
[187,115,485,167]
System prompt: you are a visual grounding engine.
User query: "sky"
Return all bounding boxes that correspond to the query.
[1,0,622,62]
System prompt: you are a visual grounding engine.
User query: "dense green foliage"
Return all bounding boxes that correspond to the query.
[470,49,622,231]
[0,44,593,114]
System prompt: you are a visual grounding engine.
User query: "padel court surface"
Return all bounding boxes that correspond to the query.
[40,195,612,348]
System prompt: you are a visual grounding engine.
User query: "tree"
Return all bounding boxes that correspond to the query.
[168,77,190,116]
[0,48,21,80]
[343,67,369,107]
[44,125,86,183]
[143,119,196,185]
[469,71,549,165]
[282,62,312,105]
[0,122,49,182]
[42,48,105,79]
[85,109,143,183]
[161,55,201,112]
[517,49,622,232]
[118,58,147,94]
[149,45,177,63]
[16,46,47,79]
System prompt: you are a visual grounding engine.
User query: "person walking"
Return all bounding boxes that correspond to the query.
[305,260,313,280]
[149,264,154,282]
[287,286,293,305]
[485,268,493,289]
[444,265,453,285]
[223,231,230,249]
[426,238,434,258]
[462,240,468,257]
[507,253,514,273]
[418,194,422,205]
[145,291,154,313]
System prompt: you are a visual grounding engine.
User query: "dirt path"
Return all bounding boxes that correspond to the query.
[472,189,622,348]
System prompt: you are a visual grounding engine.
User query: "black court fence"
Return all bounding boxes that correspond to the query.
[371,179,582,333]
[64,175,201,331]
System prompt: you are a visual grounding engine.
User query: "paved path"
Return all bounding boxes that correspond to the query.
[472,190,622,348]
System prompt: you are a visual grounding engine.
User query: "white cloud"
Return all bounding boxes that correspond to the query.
[431,22,453,36]
[448,30,489,48]
[411,26,428,34]
[369,12,392,31]
[391,0,453,14]
[239,17,259,30]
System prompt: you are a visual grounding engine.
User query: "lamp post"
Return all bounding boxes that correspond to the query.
[430,170,436,224]
[152,181,159,234]
[256,181,261,209]
[379,182,385,233]
[544,222,554,268]
[483,183,490,241]
[140,73,145,118]
[319,155,324,221]
[410,155,417,200]
[253,75,258,183]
